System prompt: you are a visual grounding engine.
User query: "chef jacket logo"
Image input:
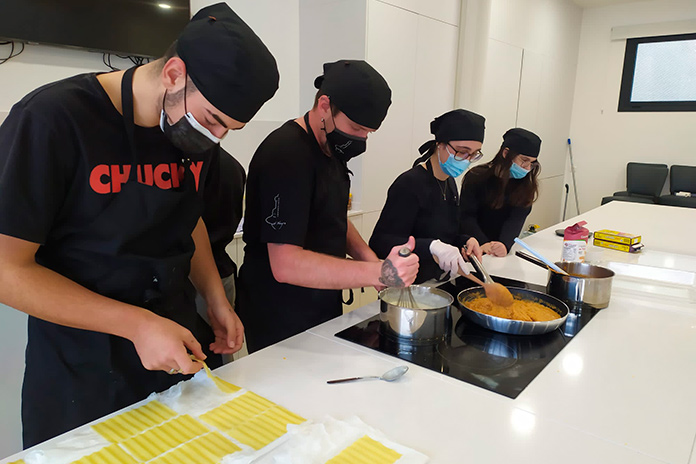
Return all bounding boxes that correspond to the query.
[265,194,286,230]
[88,162,204,194]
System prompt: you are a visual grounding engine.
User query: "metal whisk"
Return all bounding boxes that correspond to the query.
[396,247,418,308]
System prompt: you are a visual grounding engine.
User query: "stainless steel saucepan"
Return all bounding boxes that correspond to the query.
[515,251,615,309]
[378,286,454,343]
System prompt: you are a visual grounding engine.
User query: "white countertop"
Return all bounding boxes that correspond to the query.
[3,202,695,464]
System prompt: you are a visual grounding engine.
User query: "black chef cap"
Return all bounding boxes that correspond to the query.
[431,109,485,143]
[313,60,391,130]
[417,109,485,156]
[177,3,279,123]
[502,128,542,158]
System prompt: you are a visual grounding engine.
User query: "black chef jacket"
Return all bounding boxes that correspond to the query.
[238,115,350,352]
[202,149,246,279]
[459,167,532,252]
[0,70,221,448]
[370,159,470,283]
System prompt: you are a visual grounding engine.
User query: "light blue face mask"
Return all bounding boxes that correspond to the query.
[439,145,470,178]
[509,162,530,179]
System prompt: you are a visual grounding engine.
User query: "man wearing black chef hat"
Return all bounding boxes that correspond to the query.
[237,60,419,352]
[0,3,278,447]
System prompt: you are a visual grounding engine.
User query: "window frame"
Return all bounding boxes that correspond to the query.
[618,32,696,112]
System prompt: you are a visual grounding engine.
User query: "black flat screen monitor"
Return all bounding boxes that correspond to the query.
[0,0,190,58]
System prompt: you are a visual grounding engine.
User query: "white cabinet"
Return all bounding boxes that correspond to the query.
[477,38,523,159]
[376,0,460,26]
[362,1,419,213]
[363,0,460,214]
[411,15,459,155]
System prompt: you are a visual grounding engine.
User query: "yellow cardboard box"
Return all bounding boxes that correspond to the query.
[593,229,641,246]
[593,238,644,253]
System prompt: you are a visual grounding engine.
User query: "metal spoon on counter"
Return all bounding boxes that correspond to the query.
[326,365,409,384]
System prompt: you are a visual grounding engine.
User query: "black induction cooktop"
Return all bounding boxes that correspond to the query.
[335,275,600,399]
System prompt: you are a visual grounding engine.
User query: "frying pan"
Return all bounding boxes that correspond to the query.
[457,287,569,335]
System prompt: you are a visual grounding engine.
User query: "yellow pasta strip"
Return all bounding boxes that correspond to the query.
[199,392,269,430]
[273,406,306,425]
[191,357,241,394]
[148,432,241,464]
[120,415,208,461]
[70,444,138,464]
[8,460,25,464]
[326,435,402,464]
[226,425,267,451]
[199,391,305,451]
[91,401,177,443]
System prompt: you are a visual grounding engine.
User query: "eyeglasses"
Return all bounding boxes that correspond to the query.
[446,143,484,162]
[515,157,539,169]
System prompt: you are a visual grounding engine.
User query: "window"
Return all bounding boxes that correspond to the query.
[618,33,696,112]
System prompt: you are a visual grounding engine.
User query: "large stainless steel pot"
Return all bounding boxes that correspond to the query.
[515,251,615,310]
[457,287,569,335]
[547,261,615,309]
[378,286,454,343]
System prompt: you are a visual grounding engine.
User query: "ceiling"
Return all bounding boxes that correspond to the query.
[572,0,643,7]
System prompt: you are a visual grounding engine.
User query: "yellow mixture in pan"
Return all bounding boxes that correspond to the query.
[466,297,560,322]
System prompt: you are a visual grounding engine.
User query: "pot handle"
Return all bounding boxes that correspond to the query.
[515,251,551,270]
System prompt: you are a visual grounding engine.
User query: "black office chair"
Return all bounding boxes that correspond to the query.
[658,165,696,208]
[601,162,668,205]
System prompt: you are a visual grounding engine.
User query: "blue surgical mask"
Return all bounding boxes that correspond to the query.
[439,145,470,178]
[510,162,530,179]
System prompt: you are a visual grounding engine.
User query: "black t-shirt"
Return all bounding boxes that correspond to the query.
[0,73,216,307]
[0,73,220,446]
[202,149,246,279]
[459,166,532,252]
[370,159,470,283]
[238,118,350,352]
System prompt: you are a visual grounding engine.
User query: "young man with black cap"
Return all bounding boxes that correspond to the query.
[370,109,485,283]
[459,128,543,256]
[238,60,419,353]
[0,3,278,447]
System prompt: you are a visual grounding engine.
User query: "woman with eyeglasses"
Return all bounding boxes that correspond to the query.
[370,109,485,283]
[459,128,542,257]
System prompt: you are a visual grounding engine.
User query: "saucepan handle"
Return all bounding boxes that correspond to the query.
[515,251,551,271]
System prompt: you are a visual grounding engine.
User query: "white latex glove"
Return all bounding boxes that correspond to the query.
[430,239,468,277]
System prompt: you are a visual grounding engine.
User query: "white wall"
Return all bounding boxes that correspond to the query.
[458,0,583,231]
[567,0,696,213]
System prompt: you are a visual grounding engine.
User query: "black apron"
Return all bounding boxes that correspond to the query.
[22,68,221,448]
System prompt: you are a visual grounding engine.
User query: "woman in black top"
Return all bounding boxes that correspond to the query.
[370,109,485,283]
[459,128,542,257]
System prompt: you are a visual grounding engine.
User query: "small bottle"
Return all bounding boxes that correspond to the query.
[562,221,589,262]
[347,193,352,211]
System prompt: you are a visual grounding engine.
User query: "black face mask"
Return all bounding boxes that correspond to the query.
[159,81,221,155]
[323,111,367,163]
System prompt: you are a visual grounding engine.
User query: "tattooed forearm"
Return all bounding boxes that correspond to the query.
[379,258,404,287]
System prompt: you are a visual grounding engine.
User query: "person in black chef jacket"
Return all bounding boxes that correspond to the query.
[238,60,419,353]
[0,3,279,448]
[370,109,485,283]
[459,128,542,257]
[190,149,246,344]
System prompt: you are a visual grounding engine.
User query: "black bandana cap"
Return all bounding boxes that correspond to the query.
[503,127,542,158]
[314,60,392,130]
[418,109,486,155]
[177,2,279,123]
